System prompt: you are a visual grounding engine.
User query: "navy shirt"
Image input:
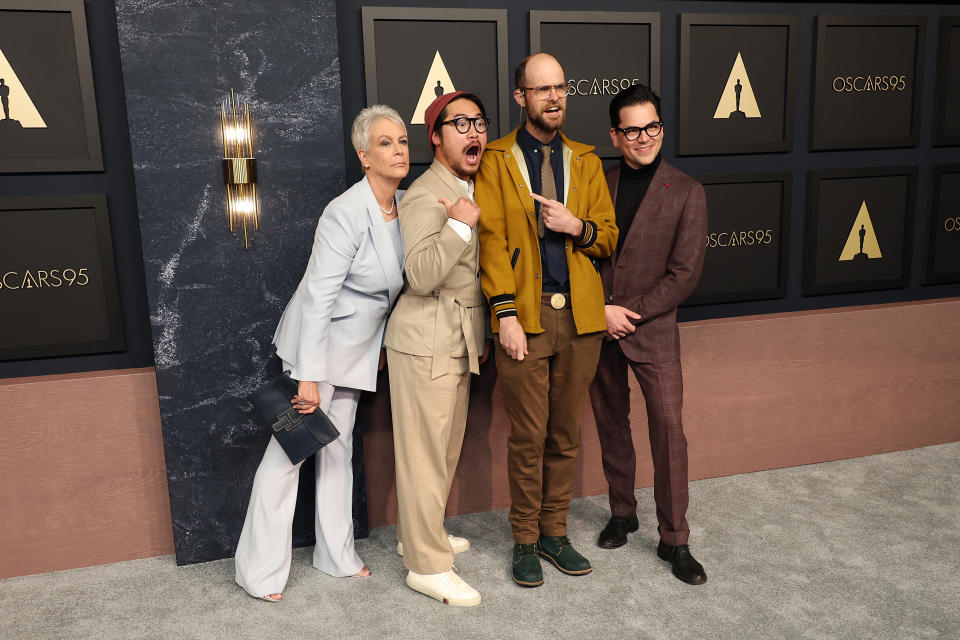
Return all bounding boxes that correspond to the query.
[516,126,569,293]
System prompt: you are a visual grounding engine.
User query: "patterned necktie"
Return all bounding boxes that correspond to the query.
[538,145,556,239]
[539,144,567,285]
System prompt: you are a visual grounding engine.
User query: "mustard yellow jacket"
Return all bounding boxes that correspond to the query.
[475,127,617,335]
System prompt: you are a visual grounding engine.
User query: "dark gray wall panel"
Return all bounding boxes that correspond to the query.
[0,0,154,380]
[116,0,349,564]
[337,0,960,323]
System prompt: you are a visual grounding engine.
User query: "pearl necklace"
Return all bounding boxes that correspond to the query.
[379,198,395,215]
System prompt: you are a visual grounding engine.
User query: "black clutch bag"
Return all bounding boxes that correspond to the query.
[248,372,340,465]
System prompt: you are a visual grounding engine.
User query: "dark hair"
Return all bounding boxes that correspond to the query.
[431,92,488,146]
[608,84,661,128]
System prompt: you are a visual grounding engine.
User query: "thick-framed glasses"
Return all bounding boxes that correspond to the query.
[616,121,663,141]
[521,83,567,99]
[440,116,490,134]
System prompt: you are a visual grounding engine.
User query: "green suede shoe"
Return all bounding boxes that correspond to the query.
[537,535,592,575]
[512,543,544,587]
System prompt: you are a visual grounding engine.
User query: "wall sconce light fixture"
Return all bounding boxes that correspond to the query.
[220,89,258,249]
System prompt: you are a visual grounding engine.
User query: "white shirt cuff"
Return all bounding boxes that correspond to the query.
[446,217,473,242]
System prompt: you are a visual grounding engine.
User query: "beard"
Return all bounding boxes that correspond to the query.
[528,104,565,133]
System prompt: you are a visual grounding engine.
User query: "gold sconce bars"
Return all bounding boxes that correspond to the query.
[221,89,259,248]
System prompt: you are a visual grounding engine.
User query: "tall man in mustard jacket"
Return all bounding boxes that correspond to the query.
[475,53,617,588]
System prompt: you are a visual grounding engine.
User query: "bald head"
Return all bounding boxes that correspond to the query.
[514,53,564,90]
[514,52,567,142]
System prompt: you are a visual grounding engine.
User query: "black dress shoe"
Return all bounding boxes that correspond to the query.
[597,514,640,549]
[656,541,707,585]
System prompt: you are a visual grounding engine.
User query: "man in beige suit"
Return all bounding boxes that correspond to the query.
[384,91,489,606]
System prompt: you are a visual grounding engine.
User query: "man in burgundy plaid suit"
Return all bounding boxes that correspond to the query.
[588,84,708,585]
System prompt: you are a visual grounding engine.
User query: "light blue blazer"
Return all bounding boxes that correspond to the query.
[273,176,405,392]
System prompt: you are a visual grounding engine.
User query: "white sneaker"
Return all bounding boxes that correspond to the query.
[406,569,481,607]
[397,534,470,557]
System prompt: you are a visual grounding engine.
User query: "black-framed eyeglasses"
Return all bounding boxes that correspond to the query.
[616,121,663,141]
[440,116,490,134]
[521,83,567,99]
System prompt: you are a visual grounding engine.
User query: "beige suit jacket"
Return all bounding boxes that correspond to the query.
[384,160,486,379]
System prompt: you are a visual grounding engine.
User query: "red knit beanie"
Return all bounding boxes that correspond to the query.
[425,91,468,150]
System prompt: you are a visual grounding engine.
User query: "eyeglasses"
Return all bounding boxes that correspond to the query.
[440,116,490,134]
[521,83,568,99]
[615,121,663,141]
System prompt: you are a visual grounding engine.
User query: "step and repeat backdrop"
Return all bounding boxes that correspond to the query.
[338,0,960,320]
[7,0,956,377]
[3,0,959,567]
[0,0,152,377]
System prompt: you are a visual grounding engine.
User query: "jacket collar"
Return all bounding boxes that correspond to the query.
[605,159,676,207]
[606,160,676,263]
[427,158,472,199]
[357,175,404,296]
[358,174,394,228]
[486,125,595,159]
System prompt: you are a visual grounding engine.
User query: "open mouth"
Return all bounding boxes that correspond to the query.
[465,143,481,163]
[545,106,562,115]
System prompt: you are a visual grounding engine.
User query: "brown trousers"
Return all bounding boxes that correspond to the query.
[496,302,603,543]
[588,339,690,546]
[388,349,471,574]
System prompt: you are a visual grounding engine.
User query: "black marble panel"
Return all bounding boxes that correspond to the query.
[115,0,351,565]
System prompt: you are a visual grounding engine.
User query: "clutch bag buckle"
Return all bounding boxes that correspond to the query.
[273,407,303,432]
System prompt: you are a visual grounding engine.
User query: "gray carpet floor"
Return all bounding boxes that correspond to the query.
[3,443,958,640]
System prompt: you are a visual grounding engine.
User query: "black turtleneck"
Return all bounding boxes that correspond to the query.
[615,153,662,255]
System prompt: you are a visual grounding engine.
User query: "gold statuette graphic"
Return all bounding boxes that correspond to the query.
[713,52,761,120]
[838,200,882,262]
[411,51,456,125]
[0,47,46,128]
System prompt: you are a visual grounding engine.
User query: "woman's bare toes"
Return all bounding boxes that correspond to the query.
[352,566,371,578]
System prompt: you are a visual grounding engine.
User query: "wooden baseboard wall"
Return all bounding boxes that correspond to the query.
[363,298,960,528]
[0,368,174,579]
[2,299,957,578]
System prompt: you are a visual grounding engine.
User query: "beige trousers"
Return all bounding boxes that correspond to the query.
[387,348,471,574]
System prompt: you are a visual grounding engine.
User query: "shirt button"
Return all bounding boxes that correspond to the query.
[608,295,614,302]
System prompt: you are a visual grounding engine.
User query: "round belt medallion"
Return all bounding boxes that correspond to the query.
[550,293,566,310]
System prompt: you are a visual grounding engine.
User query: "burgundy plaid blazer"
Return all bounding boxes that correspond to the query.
[602,161,707,363]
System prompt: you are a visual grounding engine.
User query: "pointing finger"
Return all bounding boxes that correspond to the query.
[437,197,452,209]
[529,193,556,205]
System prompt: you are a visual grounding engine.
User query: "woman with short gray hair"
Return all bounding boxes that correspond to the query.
[235,105,409,602]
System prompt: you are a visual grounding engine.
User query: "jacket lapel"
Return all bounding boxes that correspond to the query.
[618,162,671,264]
[428,160,469,201]
[606,165,620,205]
[427,160,480,262]
[606,165,621,263]
[561,144,572,207]
[501,146,540,237]
[359,176,404,300]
